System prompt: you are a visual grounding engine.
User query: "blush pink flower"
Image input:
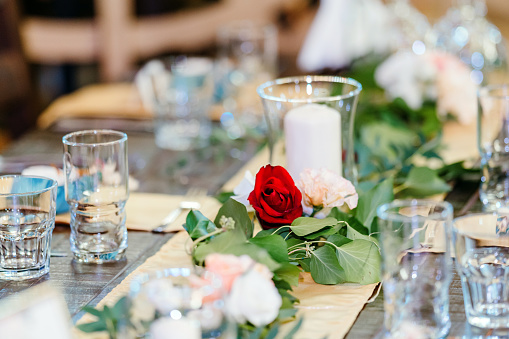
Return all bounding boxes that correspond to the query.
[204,254,254,292]
[297,168,358,212]
[425,51,477,125]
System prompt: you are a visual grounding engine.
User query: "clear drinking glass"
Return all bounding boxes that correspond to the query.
[478,84,509,211]
[257,76,362,184]
[377,200,453,338]
[152,57,214,151]
[0,175,57,280]
[62,130,128,263]
[216,21,278,136]
[453,212,509,329]
[127,267,236,339]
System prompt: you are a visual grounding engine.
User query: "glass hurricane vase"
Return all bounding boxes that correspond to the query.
[257,75,362,184]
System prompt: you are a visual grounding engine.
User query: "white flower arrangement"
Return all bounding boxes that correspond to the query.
[375,50,478,125]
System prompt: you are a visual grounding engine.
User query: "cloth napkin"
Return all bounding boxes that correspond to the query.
[55,192,221,233]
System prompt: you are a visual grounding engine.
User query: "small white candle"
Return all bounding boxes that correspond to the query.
[284,103,341,180]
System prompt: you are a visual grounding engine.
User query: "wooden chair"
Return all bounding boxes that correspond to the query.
[19,0,295,82]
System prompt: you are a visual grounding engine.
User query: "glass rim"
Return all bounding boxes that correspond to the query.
[129,267,222,296]
[478,84,509,99]
[0,175,58,196]
[377,199,453,222]
[62,129,127,147]
[453,212,509,237]
[217,20,277,40]
[256,75,362,103]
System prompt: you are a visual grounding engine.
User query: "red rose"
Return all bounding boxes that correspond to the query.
[248,165,303,229]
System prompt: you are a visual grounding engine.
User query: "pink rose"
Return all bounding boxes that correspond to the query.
[297,168,358,211]
[204,254,254,292]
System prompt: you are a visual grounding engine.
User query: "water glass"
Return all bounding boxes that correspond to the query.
[152,56,214,151]
[453,212,509,329]
[377,200,453,338]
[127,267,235,339]
[216,21,278,137]
[478,84,509,211]
[257,76,362,184]
[63,130,128,263]
[0,175,57,280]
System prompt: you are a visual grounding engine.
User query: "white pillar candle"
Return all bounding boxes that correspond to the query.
[284,103,342,180]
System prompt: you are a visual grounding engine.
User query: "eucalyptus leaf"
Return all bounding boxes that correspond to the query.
[336,239,381,284]
[290,217,338,236]
[249,234,289,262]
[310,246,346,285]
[355,177,394,233]
[184,210,217,241]
[214,198,253,238]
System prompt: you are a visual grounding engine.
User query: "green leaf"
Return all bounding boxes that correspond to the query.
[356,177,394,233]
[274,262,301,286]
[278,308,298,320]
[265,323,281,339]
[193,227,247,263]
[184,210,217,241]
[283,317,304,339]
[77,320,107,333]
[303,223,342,240]
[215,191,235,204]
[290,217,338,236]
[336,239,381,284]
[310,246,346,285]
[111,296,130,319]
[249,234,289,262]
[226,243,280,271]
[399,166,451,197]
[214,198,253,238]
[326,234,352,248]
[298,258,311,272]
[81,305,103,318]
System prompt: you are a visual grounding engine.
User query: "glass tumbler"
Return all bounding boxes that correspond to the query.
[0,175,57,280]
[152,56,214,151]
[257,76,361,184]
[478,84,509,211]
[377,200,453,338]
[216,21,278,137]
[127,267,236,339]
[63,130,128,263]
[453,212,509,329]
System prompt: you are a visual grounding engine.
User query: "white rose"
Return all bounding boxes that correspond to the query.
[144,278,183,314]
[149,317,201,339]
[130,293,156,324]
[231,171,255,208]
[226,269,282,327]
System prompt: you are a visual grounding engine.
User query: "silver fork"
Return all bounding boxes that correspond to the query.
[151,187,207,233]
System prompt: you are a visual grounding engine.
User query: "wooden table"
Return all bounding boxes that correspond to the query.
[0,127,498,338]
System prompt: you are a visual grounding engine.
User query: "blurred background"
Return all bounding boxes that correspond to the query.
[0,0,508,150]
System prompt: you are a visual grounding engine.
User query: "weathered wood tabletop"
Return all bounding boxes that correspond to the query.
[0,127,499,338]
